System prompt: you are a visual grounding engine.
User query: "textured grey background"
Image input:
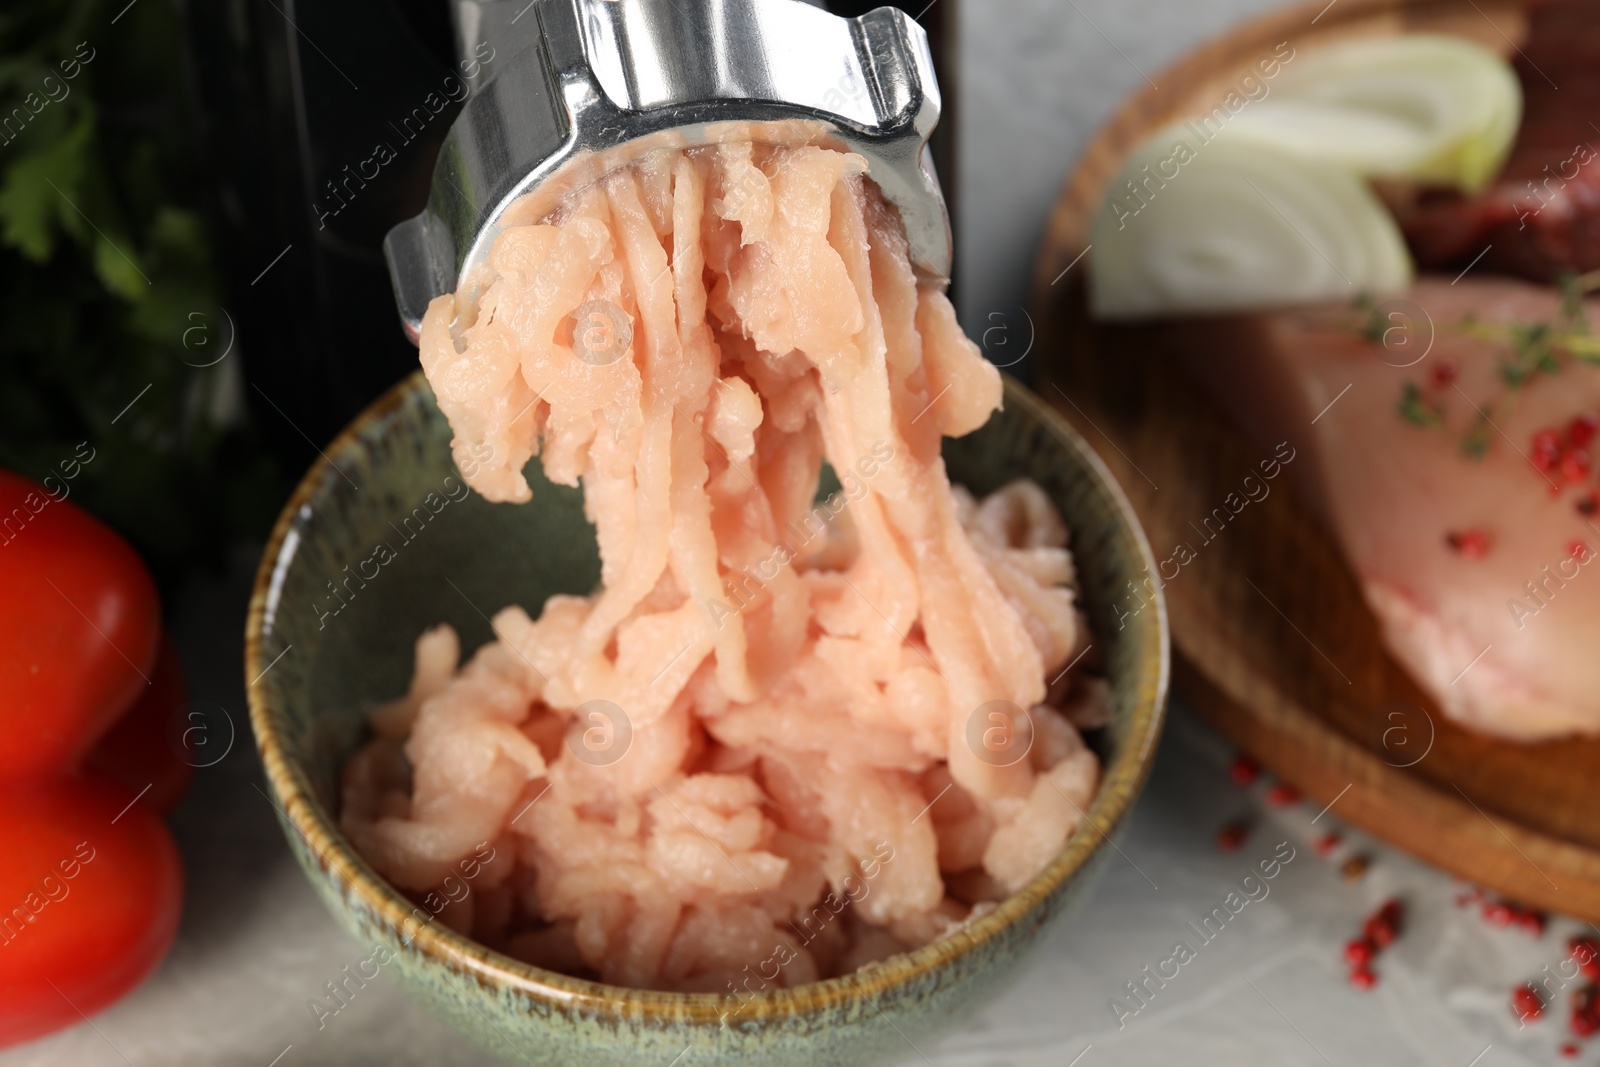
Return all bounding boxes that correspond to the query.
[954,0,1284,331]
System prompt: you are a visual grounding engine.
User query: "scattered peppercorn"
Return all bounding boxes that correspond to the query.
[1429,360,1459,388]
[1265,782,1302,807]
[1579,492,1599,517]
[1476,897,1548,935]
[1562,1043,1580,1058]
[1228,754,1261,787]
[1513,983,1545,1023]
[1565,449,1593,484]
[1535,428,1564,471]
[1314,831,1342,858]
[1570,411,1599,448]
[1571,936,1600,982]
[1216,820,1249,853]
[1484,901,1515,927]
[1573,984,1600,1038]
[1446,529,1491,558]
[1365,900,1402,947]
[1344,900,1404,991]
[1341,855,1369,881]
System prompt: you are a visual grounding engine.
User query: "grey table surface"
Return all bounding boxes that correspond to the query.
[7,2,1584,1064]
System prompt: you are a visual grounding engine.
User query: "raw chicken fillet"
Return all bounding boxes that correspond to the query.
[1188,276,1600,740]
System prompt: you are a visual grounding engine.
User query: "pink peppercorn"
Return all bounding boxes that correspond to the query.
[1265,783,1301,807]
[1513,984,1544,1022]
[1564,448,1592,484]
[1572,937,1600,981]
[1447,529,1491,558]
[1216,821,1248,853]
[1228,754,1261,787]
[1535,428,1564,471]
[1536,428,1561,470]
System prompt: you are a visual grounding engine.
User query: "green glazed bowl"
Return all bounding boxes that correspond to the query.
[245,369,1168,1066]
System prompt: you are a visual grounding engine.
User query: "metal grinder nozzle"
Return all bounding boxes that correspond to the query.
[383,0,949,343]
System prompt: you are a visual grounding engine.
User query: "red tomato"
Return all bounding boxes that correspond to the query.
[0,776,182,1048]
[0,470,161,777]
[85,636,192,814]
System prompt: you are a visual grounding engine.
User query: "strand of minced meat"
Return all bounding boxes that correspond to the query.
[339,140,1102,991]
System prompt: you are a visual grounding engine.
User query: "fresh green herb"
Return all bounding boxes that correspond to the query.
[0,0,280,587]
[1398,381,1444,428]
[1459,414,1491,459]
[1504,321,1561,383]
[1355,294,1388,345]
[1374,274,1600,461]
[1566,333,1600,365]
[1560,272,1586,328]
[1457,314,1498,343]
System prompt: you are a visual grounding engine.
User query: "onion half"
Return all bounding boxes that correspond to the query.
[1223,34,1521,193]
[1087,125,1413,320]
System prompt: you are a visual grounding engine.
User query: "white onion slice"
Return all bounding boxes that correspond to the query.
[1223,34,1521,192]
[1087,126,1413,319]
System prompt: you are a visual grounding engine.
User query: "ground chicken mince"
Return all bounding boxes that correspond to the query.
[339,141,1104,992]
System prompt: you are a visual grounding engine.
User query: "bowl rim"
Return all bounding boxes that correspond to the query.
[245,368,1170,1024]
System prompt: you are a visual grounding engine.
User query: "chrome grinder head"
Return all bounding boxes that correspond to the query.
[383,0,949,342]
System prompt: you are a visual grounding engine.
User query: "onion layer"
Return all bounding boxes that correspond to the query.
[1224,34,1521,193]
[1088,126,1412,320]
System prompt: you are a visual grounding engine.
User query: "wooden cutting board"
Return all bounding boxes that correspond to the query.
[1029,0,1600,919]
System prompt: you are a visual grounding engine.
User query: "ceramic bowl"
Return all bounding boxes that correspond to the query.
[245,369,1168,1066]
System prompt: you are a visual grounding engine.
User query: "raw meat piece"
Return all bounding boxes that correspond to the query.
[340,142,1104,991]
[1186,275,1600,739]
[1397,0,1600,280]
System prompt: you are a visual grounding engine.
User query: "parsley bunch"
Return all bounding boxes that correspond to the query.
[0,0,279,588]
